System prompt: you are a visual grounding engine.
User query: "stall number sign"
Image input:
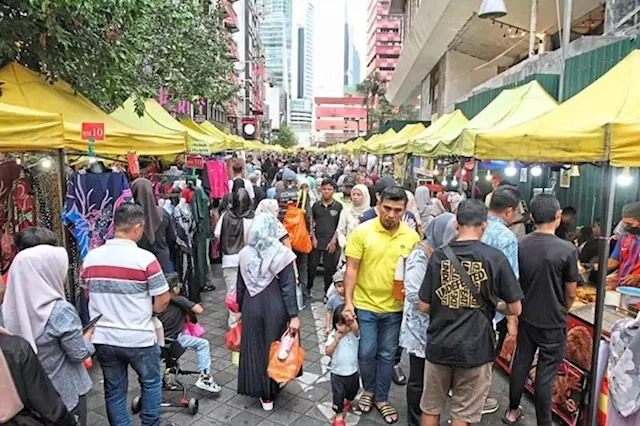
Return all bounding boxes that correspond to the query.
[185,155,204,169]
[81,123,105,141]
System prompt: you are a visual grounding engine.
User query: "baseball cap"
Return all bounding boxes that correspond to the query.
[343,175,356,188]
[374,175,397,194]
[282,168,297,182]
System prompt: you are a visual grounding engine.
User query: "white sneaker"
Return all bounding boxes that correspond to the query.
[260,398,274,411]
[195,375,221,393]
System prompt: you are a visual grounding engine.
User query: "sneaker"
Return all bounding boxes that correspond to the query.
[195,374,221,393]
[482,397,500,415]
[260,398,274,411]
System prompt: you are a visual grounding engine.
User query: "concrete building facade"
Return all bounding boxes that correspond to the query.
[315,95,368,144]
[366,0,402,84]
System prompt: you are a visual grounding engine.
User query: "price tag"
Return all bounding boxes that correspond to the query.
[185,155,204,169]
[81,123,105,141]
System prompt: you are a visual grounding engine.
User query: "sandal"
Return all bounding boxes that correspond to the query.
[392,365,407,385]
[501,406,523,425]
[377,403,398,424]
[358,395,374,413]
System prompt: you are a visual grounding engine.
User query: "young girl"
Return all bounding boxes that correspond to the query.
[325,304,360,426]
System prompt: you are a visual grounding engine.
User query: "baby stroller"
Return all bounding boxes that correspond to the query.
[131,339,200,416]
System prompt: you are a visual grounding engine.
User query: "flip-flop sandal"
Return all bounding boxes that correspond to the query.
[501,407,523,425]
[392,365,407,385]
[377,404,399,424]
[358,395,374,413]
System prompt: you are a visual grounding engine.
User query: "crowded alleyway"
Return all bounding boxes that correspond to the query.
[81,265,557,426]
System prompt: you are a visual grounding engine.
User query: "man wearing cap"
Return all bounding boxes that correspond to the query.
[334,175,355,209]
[277,168,314,294]
[608,202,640,288]
[359,176,418,232]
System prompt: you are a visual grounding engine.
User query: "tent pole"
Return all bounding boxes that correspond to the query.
[586,163,616,426]
[471,160,479,199]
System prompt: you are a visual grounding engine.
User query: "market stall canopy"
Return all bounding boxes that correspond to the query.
[409,110,469,156]
[362,128,397,154]
[373,122,426,154]
[0,63,186,155]
[111,98,225,154]
[0,102,64,151]
[199,121,246,151]
[414,81,556,158]
[475,50,640,166]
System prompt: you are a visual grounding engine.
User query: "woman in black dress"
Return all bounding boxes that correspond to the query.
[236,213,300,411]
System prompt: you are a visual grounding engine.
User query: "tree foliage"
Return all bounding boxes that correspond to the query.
[274,125,297,148]
[357,72,419,132]
[0,0,237,113]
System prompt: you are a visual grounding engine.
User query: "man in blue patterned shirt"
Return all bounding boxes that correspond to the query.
[479,185,522,415]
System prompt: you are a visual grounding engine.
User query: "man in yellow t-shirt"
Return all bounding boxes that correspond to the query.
[343,186,419,424]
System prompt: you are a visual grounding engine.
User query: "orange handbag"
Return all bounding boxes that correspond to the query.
[283,191,312,254]
[267,331,305,384]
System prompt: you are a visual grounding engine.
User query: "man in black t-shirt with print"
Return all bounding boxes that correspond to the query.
[504,194,579,426]
[418,200,523,426]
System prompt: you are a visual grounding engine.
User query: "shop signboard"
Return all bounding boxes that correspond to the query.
[185,155,204,169]
[187,140,211,156]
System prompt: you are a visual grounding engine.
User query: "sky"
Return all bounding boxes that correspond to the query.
[313,0,367,97]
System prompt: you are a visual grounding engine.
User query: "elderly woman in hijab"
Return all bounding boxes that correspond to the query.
[3,245,94,425]
[131,178,177,273]
[236,214,300,412]
[214,188,254,328]
[400,213,457,426]
[0,328,77,425]
[336,183,371,266]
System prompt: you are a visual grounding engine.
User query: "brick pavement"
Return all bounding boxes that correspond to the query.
[85,264,560,425]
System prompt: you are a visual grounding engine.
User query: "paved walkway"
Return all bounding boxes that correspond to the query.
[85,264,560,425]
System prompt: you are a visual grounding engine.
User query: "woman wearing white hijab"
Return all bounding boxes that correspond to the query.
[236,214,301,411]
[3,245,94,425]
[336,183,371,266]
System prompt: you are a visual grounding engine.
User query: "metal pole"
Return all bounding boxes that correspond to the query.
[471,160,479,199]
[529,0,538,57]
[558,0,573,102]
[587,163,616,426]
[458,159,465,195]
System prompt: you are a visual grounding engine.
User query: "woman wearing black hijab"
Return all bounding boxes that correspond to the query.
[214,188,255,328]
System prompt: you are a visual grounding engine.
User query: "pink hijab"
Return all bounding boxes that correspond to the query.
[3,245,68,352]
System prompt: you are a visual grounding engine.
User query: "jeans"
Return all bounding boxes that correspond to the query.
[177,332,211,373]
[356,308,402,403]
[308,248,340,292]
[95,344,162,426]
[406,355,424,426]
[509,323,567,426]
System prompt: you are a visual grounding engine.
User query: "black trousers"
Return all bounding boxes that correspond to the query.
[407,354,425,426]
[509,322,567,426]
[308,248,340,292]
[71,393,87,426]
[331,372,360,412]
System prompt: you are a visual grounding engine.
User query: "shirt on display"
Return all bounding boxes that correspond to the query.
[419,240,523,368]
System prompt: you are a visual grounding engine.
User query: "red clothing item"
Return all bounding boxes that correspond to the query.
[181,187,194,204]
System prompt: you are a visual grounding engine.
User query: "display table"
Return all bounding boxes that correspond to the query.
[496,299,634,426]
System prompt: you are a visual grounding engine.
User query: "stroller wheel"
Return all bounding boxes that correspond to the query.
[187,398,199,415]
[131,396,142,414]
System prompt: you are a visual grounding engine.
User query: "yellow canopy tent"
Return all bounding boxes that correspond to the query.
[0,63,185,155]
[362,129,396,154]
[413,81,557,158]
[111,99,226,154]
[373,123,427,154]
[0,102,64,151]
[475,50,640,167]
[408,110,469,155]
[199,121,246,150]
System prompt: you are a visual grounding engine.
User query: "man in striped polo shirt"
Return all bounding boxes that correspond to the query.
[83,204,171,426]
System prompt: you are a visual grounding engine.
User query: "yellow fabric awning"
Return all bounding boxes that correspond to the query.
[0,102,65,151]
[409,110,469,156]
[475,50,640,166]
[362,129,396,154]
[0,63,186,155]
[111,99,225,154]
[375,123,427,154]
[413,81,556,158]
